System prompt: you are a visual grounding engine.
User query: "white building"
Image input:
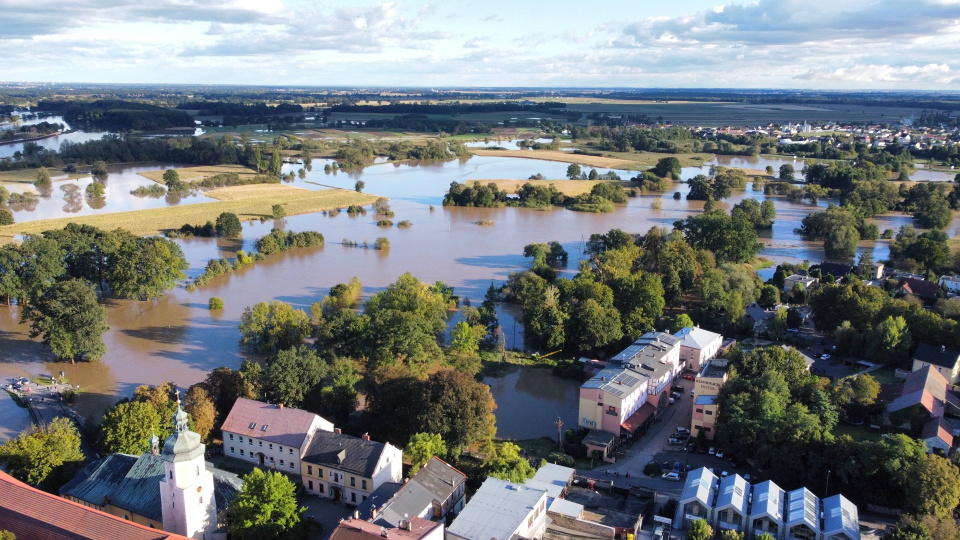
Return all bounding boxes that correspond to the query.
[300,430,403,506]
[939,275,960,294]
[159,399,218,539]
[220,398,333,474]
[674,326,723,372]
[447,477,548,540]
[783,275,818,293]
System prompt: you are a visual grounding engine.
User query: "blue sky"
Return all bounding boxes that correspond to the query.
[2,0,959,89]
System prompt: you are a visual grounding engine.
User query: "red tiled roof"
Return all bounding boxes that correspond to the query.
[621,402,658,433]
[899,277,939,297]
[0,470,189,540]
[221,397,332,450]
[330,517,441,540]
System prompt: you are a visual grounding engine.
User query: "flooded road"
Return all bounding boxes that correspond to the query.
[0,152,954,435]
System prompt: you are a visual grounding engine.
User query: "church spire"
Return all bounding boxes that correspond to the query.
[150,428,160,455]
[173,389,189,433]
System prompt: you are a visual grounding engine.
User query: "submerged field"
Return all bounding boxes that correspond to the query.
[137,164,259,183]
[0,185,377,241]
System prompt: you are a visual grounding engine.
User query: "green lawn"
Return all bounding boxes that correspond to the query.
[833,423,884,442]
[869,367,901,385]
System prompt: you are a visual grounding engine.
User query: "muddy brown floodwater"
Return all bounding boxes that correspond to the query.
[1,154,957,438]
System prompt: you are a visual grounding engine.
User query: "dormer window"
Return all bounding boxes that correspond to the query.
[261,425,269,432]
[249,422,257,429]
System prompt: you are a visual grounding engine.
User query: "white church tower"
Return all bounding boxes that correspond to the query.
[159,392,218,539]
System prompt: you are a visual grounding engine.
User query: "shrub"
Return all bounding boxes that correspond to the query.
[215,212,242,237]
[547,452,575,466]
[85,182,105,197]
[0,209,13,225]
[355,180,365,192]
[673,191,682,199]
[91,160,108,176]
[475,220,496,226]
[209,297,224,310]
[377,220,393,227]
[347,205,367,215]
[643,462,663,476]
[374,237,390,250]
[397,220,412,229]
[272,204,286,219]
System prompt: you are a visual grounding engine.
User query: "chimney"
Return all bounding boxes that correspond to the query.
[362,433,370,441]
[335,428,342,434]
[353,510,359,519]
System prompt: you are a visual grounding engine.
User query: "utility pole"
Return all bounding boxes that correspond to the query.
[556,417,564,451]
[824,469,831,498]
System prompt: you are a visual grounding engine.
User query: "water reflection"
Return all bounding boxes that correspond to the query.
[483,365,581,440]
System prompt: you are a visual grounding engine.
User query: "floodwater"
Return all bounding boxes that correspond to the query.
[0,152,956,438]
[482,365,580,440]
[0,113,111,159]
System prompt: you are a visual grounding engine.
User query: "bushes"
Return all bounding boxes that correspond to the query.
[215,212,242,237]
[374,237,390,250]
[271,204,285,219]
[547,452,575,466]
[0,209,12,225]
[397,220,412,229]
[209,297,224,310]
[377,220,393,227]
[130,184,166,198]
[255,229,324,255]
[347,205,367,215]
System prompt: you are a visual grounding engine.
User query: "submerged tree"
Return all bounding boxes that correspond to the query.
[23,278,109,362]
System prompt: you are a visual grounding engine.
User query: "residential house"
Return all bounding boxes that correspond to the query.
[579,332,682,441]
[783,275,818,293]
[60,401,241,539]
[582,429,617,463]
[674,326,724,372]
[886,363,960,452]
[860,263,885,280]
[525,463,575,502]
[713,474,749,533]
[821,495,860,540]
[300,430,402,505]
[221,398,333,473]
[1,470,191,540]
[691,395,719,440]
[785,488,820,540]
[911,343,960,384]
[939,275,960,294]
[372,456,466,526]
[748,480,785,540]
[330,517,443,540]
[673,467,718,530]
[745,303,774,331]
[898,277,939,299]
[447,477,549,540]
[921,415,954,455]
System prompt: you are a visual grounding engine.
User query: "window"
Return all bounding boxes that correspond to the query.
[318,469,324,478]
[704,427,712,432]
[696,408,703,413]
[318,485,324,494]
[279,446,283,452]
[351,493,356,503]
[249,439,253,445]
[350,477,355,487]
[706,410,713,415]
[239,436,243,443]
[290,462,295,470]
[229,434,234,440]
[259,441,262,447]
[230,447,235,454]
[269,444,273,450]
[123,514,128,520]
[309,480,314,490]
[280,459,284,466]
[308,466,313,475]
[270,457,275,463]
[362,480,367,490]
[169,471,173,479]
[289,448,293,455]
[240,449,244,456]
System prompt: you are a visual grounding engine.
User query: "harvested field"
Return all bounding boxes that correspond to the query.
[137,164,259,184]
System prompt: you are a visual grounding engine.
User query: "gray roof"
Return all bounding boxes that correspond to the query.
[714,474,749,516]
[60,453,242,523]
[525,463,574,500]
[749,480,785,524]
[375,457,465,526]
[302,431,388,478]
[447,477,547,540]
[679,467,717,507]
[695,395,718,406]
[913,343,960,370]
[822,494,859,540]
[582,429,616,447]
[357,481,403,523]
[582,367,647,399]
[785,488,820,532]
[162,406,203,463]
[674,327,723,350]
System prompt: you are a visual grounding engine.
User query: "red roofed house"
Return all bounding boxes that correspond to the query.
[221,397,334,474]
[0,470,191,540]
[330,517,443,540]
[887,365,960,453]
[898,277,940,299]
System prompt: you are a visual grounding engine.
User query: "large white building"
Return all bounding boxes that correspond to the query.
[447,477,549,540]
[674,326,723,372]
[221,398,333,474]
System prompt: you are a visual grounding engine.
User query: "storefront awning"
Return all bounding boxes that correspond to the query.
[621,402,657,433]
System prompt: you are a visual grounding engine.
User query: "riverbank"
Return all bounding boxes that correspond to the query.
[469,148,643,170]
[0,185,378,242]
[468,178,633,197]
[0,168,87,186]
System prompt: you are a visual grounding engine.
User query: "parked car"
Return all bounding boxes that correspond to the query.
[821,353,831,360]
[716,449,725,458]
[654,526,666,540]
[708,447,716,455]
[676,427,690,435]
[682,374,695,381]
[672,385,685,393]
[668,437,682,445]
[662,472,680,481]
[690,390,695,396]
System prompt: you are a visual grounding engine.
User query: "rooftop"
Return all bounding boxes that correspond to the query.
[447,477,547,540]
[302,431,391,478]
[714,474,749,515]
[695,395,718,406]
[674,327,723,350]
[786,488,820,531]
[582,367,648,399]
[525,463,575,501]
[822,494,860,540]
[331,517,441,540]
[749,480,785,523]
[375,457,465,527]
[888,364,949,417]
[912,343,960,370]
[612,332,680,365]
[2,470,190,540]
[899,277,940,297]
[221,397,332,449]
[679,467,717,506]
[59,453,243,523]
[700,361,728,379]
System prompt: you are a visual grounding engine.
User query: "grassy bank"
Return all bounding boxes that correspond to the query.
[0,168,87,186]
[0,185,378,242]
[469,148,643,170]
[137,164,259,184]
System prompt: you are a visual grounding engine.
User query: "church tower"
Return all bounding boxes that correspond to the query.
[159,391,218,539]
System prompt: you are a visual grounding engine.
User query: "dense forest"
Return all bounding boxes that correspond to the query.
[38,99,195,131]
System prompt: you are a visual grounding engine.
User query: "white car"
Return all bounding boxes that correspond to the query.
[662,472,681,481]
[708,447,716,455]
[821,354,831,360]
[716,450,725,458]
